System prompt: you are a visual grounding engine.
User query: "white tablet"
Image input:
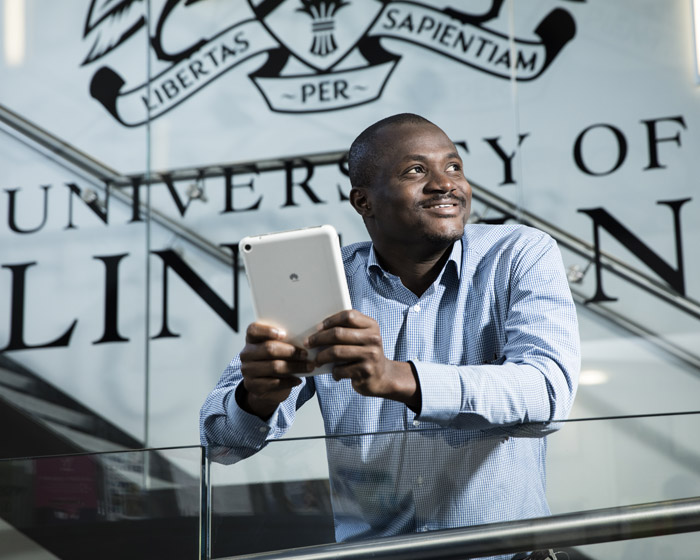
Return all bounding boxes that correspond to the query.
[239,225,351,376]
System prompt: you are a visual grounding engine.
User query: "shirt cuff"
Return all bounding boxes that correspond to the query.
[225,384,278,447]
[411,360,462,424]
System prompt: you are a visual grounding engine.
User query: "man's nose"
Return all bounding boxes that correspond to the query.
[425,170,454,192]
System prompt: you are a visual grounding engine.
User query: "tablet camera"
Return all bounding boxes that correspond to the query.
[289,273,299,282]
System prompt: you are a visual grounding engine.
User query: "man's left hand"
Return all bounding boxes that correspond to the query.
[305,310,421,412]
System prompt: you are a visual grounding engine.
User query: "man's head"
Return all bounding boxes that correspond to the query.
[348,113,472,255]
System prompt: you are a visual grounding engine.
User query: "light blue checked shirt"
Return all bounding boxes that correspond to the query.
[201,224,580,555]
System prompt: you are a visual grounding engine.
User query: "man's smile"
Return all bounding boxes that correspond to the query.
[419,195,466,213]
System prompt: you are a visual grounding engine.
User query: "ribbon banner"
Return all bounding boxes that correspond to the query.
[90,19,277,127]
[88,2,576,125]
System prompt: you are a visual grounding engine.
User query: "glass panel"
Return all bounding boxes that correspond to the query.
[510,0,700,418]
[548,413,700,560]
[138,0,524,452]
[208,412,700,559]
[1,1,150,455]
[208,437,334,558]
[0,446,203,559]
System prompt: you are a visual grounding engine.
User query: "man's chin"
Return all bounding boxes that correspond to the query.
[423,225,465,247]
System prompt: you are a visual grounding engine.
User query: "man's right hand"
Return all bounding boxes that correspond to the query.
[237,322,314,419]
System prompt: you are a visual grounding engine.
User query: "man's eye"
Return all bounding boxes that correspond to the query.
[447,163,461,172]
[406,165,424,174]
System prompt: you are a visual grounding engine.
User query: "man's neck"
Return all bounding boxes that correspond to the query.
[373,241,456,297]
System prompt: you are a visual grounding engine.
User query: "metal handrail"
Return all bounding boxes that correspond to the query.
[224,496,700,560]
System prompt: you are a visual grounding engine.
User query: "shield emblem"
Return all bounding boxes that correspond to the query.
[249,0,384,72]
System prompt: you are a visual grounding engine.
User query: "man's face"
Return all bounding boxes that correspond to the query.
[358,122,472,251]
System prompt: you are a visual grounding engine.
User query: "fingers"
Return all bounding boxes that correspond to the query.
[241,322,314,377]
[314,343,383,370]
[241,337,307,363]
[241,356,314,378]
[245,321,286,343]
[305,310,379,349]
[319,309,373,330]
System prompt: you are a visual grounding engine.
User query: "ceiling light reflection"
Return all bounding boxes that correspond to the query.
[3,0,25,67]
[579,369,609,386]
[694,0,700,83]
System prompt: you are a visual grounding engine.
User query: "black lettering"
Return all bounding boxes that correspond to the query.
[159,173,197,217]
[417,16,435,34]
[142,92,160,111]
[221,166,262,213]
[205,48,219,67]
[65,182,109,230]
[151,245,239,338]
[334,79,349,100]
[162,79,179,100]
[319,80,331,102]
[189,60,208,79]
[0,262,77,351]
[176,69,193,89]
[383,8,399,29]
[484,134,529,185]
[455,30,474,53]
[578,198,691,303]
[641,115,686,170]
[397,14,414,32]
[5,185,50,234]
[574,124,627,176]
[221,43,238,62]
[127,175,145,223]
[517,50,537,71]
[494,50,510,67]
[283,159,326,207]
[476,37,492,57]
[234,31,249,51]
[93,254,130,344]
[439,24,456,46]
[487,44,499,62]
[301,83,315,103]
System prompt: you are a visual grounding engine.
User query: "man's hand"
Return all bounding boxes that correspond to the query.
[238,322,314,419]
[305,310,421,413]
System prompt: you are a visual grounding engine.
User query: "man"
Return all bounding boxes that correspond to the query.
[200,114,580,559]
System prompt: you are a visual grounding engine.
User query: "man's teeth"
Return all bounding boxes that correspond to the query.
[429,204,453,208]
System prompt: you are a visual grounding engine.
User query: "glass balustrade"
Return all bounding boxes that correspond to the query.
[0,446,204,560]
[1,412,699,559]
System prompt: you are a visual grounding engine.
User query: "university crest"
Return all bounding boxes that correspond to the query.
[82,0,580,126]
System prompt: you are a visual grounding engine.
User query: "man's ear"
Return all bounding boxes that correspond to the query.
[349,187,373,217]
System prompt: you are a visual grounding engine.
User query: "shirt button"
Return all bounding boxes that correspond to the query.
[413,419,420,427]
[418,525,428,532]
[258,426,267,433]
[416,476,423,485]
[412,304,421,313]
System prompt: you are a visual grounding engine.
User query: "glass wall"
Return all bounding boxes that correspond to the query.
[1,0,699,558]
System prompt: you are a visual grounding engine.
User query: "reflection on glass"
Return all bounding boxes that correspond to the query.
[209,412,700,559]
[0,447,202,559]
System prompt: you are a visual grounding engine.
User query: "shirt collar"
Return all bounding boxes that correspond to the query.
[366,238,463,283]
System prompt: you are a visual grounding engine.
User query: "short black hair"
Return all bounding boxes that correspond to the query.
[347,113,435,188]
